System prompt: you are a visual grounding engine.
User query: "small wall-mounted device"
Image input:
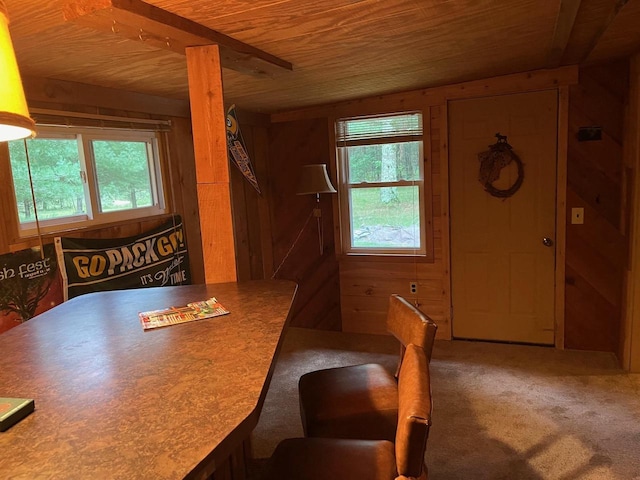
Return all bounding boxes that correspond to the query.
[577,126,602,142]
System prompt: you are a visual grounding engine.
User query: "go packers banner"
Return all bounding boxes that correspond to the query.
[55,216,191,300]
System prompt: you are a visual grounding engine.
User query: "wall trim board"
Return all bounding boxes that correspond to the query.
[439,103,452,340]
[622,54,640,372]
[23,76,190,118]
[271,66,579,123]
[556,86,569,349]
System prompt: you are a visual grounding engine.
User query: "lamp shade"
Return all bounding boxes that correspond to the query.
[296,164,337,195]
[0,1,35,142]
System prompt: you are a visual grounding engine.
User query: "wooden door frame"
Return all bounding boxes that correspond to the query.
[622,54,640,372]
[555,86,569,350]
[444,87,569,349]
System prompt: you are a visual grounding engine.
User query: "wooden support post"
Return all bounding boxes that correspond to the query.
[186,44,237,284]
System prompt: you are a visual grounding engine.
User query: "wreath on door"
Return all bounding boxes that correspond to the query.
[477,133,524,198]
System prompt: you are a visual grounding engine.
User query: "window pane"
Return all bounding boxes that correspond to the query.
[347,142,421,183]
[92,140,154,212]
[9,138,85,224]
[350,186,421,249]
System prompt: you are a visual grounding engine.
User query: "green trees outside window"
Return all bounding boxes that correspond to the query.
[7,127,165,235]
[336,112,426,255]
[9,138,84,223]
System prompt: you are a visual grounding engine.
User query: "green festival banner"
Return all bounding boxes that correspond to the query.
[55,216,191,300]
[226,104,261,194]
[0,244,63,335]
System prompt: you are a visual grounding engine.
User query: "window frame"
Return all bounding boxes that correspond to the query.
[335,111,433,258]
[8,125,166,238]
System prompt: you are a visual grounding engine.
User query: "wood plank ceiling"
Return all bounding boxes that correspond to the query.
[4,0,640,114]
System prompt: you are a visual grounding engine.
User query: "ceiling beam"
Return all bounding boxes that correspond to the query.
[581,0,630,63]
[546,0,582,68]
[62,0,293,77]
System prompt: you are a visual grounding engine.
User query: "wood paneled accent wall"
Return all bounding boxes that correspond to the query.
[268,118,341,330]
[339,105,449,337]
[565,61,630,353]
[271,68,577,341]
[228,109,273,282]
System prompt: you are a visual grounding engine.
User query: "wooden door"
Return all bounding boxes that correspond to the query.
[449,90,558,345]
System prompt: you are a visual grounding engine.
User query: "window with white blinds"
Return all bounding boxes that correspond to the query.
[335,111,428,256]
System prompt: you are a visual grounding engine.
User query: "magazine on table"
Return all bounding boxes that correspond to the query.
[139,297,230,330]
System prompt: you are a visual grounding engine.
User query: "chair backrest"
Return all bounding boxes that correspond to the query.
[395,343,432,479]
[387,294,438,376]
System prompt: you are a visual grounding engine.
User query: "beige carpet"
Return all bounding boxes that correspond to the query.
[250,327,640,479]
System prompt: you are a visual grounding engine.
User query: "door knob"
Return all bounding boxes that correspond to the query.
[542,237,554,247]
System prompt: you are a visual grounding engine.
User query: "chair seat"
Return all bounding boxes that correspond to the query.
[299,363,399,441]
[265,437,398,480]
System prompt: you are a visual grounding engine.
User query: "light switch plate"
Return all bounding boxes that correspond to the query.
[571,207,584,225]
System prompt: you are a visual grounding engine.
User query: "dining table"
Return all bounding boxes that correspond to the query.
[0,279,297,479]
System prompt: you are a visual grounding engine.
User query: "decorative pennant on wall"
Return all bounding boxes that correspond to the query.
[226,104,262,194]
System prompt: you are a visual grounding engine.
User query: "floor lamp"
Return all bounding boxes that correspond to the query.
[272,164,336,279]
[296,164,337,256]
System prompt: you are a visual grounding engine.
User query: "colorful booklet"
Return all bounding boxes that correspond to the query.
[138,297,230,330]
[0,398,35,432]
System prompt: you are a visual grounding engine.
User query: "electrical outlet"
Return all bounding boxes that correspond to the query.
[409,282,418,294]
[571,207,584,225]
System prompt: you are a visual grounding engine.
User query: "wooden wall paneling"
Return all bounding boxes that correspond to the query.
[225,107,273,281]
[565,62,628,352]
[327,116,343,257]
[0,143,18,253]
[227,118,268,282]
[570,69,626,144]
[247,120,274,280]
[555,86,569,349]
[337,103,449,338]
[269,66,579,340]
[423,106,435,261]
[565,264,620,352]
[268,117,341,330]
[437,103,452,339]
[186,44,237,284]
[236,120,269,280]
[227,114,257,281]
[230,163,253,282]
[341,294,393,335]
[162,116,204,284]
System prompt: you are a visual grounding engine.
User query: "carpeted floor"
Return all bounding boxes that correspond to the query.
[250,327,640,479]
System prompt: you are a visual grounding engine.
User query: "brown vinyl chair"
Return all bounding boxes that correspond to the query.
[265,343,432,480]
[298,294,437,441]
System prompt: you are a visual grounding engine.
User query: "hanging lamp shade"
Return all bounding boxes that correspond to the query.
[0,1,35,142]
